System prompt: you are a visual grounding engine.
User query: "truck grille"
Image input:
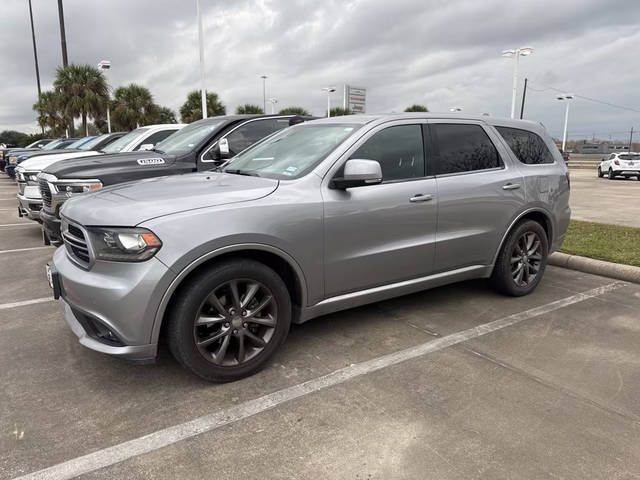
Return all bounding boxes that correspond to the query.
[39,179,52,208]
[62,222,91,265]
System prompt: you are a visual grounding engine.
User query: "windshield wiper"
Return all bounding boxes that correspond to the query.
[224,168,261,177]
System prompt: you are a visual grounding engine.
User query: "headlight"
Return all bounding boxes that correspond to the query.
[86,227,162,262]
[28,175,39,182]
[55,181,102,195]
[16,171,24,181]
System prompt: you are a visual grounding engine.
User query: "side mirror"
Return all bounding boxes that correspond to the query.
[138,143,154,151]
[331,159,382,189]
[217,138,230,159]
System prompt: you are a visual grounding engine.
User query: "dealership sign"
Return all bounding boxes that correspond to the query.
[344,85,366,113]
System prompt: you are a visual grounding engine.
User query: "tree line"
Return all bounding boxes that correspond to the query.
[28,63,428,139]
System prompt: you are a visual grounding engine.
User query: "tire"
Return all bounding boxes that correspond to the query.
[166,259,292,382]
[490,220,549,297]
[597,167,603,178]
[609,168,616,180]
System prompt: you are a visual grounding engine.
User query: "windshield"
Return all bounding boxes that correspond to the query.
[26,140,48,148]
[222,124,360,179]
[77,134,109,151]
[619,154,640,160]
[42,140,63,150]
[155,121,224,154]
[67,137,95,149]
[102,128,149,153]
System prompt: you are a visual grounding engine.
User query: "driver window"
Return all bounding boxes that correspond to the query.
[350,124,424,182]
[225,120,276,156]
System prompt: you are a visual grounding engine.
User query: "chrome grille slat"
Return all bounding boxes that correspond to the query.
[62,221,92,266]
[39,179,52,208]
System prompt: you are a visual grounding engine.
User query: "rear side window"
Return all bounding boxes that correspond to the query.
[350,124,424,182]
[496,126,554,165]
[432,124,501,175]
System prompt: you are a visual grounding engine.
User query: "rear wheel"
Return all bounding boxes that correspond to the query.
[597,167,603,178]
[491,220,548,296]
[609,168,616,180]
[166,259,292,382]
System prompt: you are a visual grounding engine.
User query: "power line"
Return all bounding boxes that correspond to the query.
[528,81,640,114]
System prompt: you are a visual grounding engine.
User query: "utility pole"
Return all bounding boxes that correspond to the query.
[57,0,68,67]
[28,0,43,134]
[519,78,527,119]
[629,127,634,153]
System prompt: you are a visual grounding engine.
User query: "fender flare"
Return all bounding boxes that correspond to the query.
[150,243,309,344]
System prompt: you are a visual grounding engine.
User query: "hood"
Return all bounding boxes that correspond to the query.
[18,149,81,161]
[61,171,279,226]
[44,151,173,178]
[19,151,101,172]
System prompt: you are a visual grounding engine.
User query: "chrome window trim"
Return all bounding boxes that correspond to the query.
[199,116,295,163]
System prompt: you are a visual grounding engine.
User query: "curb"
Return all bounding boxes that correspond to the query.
[549,252,640,284]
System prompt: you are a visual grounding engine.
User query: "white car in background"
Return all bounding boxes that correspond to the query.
[16,124,185,221]
[598,152,640,180]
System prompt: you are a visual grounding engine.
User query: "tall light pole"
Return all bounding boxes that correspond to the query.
[268,98,278,114]
[57,0,68,67]
[322,86,336,117]
[260,75,268,113]
[97,61,111,133]
[28,0,43,134]
[196,0,207,119]
[502,46,533,119]
[556,93,574,152]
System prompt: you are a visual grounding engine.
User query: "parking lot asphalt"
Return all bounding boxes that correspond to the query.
[1,175,640,480]
[569,168,640,228]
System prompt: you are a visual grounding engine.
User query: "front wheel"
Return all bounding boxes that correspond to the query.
[491,220,549,296]
[166,259,292,382]
[597,167,604,178]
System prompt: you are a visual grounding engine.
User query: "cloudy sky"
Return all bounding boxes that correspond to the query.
[1,0,639,141]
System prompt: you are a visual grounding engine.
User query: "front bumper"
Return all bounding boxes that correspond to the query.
[52,245,175,363]
[40,209,62,245]
[17,186,43,222]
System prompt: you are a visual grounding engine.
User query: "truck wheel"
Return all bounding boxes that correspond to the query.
[166,259,291,382]
[491,220,548,297]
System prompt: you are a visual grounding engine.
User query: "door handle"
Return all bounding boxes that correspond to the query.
[502,183,521,190]
[409,194,434,203]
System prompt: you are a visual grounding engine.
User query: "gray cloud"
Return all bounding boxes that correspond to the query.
[2,0,639,141]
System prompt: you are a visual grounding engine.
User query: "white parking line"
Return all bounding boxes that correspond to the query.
[0,246,52,254]
[0,223,40,227]
[12,281,624,480]
[0,297,54,310]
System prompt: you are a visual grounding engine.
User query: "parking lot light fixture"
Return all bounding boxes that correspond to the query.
[97,60,111,133]
[322,86,336,117]
[557,93,575,151]
[502,46,534,119]
[268,97,278,114]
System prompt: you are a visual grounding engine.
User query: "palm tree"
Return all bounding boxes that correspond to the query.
[236,104,264,114]
[54,64,109,136]
[155,106,177,124]
[405,104,429,112]
[33,90,66,136]
[329,107,353,117]
[180,90,225,123]
[110,84,157,130]
[278,107,309,115]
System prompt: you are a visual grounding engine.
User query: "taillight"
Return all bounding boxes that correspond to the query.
[614,160,620,165]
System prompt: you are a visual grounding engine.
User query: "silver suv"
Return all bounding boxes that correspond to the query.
[48,114,571,381]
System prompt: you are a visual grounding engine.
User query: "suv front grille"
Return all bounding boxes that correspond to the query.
[39,179,52,208]
[62,222,91,265]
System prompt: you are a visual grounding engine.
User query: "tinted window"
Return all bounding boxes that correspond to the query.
[350,125,424,181]
[496,126,554,165]
[432,124,501,175]
[135,129,177,150]
[225,119,277,156]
